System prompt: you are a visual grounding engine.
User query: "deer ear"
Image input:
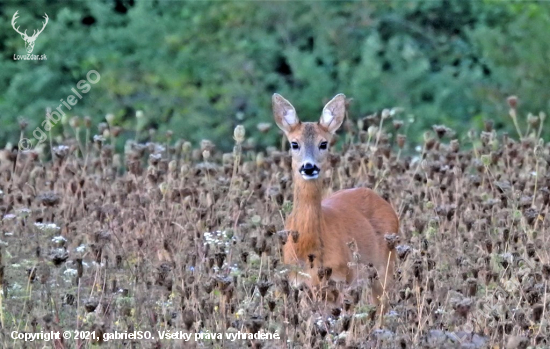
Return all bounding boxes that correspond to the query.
[320,94,346,134]
[272,93,299,134]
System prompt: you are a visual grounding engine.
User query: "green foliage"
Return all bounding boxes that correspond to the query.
[1,0,549,151]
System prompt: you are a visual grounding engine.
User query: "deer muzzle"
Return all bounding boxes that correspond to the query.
[299,162,320,180]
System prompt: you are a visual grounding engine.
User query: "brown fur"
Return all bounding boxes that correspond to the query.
[273,93,399,307]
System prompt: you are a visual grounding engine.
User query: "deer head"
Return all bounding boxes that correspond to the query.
[272,93,347,181]
[12,11,48,54]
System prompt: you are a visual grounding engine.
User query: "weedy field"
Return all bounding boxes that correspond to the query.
[0,104,549,349]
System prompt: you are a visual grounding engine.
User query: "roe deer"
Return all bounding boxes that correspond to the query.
[272,93,399,308]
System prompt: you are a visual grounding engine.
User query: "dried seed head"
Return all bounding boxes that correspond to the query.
[485,239,493,253]
[480,154,491,167]
[222,153,233,165]
[532,303,543,322]
[466,278,477,297]
[317,267,326,281]
[534,145,542,158]
[168,160,177,173]
[215,252,226,268]
[98,122,108,134]
[183,310,194,330]
[277,231,288,245]
[19,119,28,131]
[423,131,433,143]
[291,230,299,243]
[384,233,400,250]
[483,119,494,132]
[256,152,265,167]
[200,139,214,152]
[367,126,378,138]
[357,119,364,130]
[527,113,540,128]
[450,139,460,152]
[432,125,448,139]
[397,134,406,149]
[234,125,246,144]
[207,257,215,269]
[342,312,351,331]
[182,141,192,154]
[84,299,99,313]
[542,264,550,280]
[308,254,316,268]
[453,298,473,318]
[105,113,115,125]
[267,299,276,312]
[111,126,122,137]
[256,122,271,133]
[49,248,69,266]
[393,120,404,130]
[70,116,80,128]
[256,281,272,297]
[325,267,332,280]
[279,278,290,296]
[507,95,518,109]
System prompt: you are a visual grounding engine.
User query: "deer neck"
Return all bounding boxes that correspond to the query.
[288,175,325,262]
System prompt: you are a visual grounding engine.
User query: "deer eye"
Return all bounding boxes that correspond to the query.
[290,142,300,150]
[319,141,328,150]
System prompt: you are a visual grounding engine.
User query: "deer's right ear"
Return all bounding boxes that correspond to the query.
[272,93,299,134]
[320,94,346,134]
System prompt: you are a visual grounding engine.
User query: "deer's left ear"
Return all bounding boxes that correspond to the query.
[320,94,346,134]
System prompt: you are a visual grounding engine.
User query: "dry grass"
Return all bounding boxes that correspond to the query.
[0,111,548,349]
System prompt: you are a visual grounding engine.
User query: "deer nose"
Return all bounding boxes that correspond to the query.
[300,162,320,177]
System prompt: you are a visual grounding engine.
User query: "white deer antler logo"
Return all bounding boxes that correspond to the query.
[12,11,48,54]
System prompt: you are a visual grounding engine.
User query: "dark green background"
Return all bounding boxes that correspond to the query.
[1,0,548,151]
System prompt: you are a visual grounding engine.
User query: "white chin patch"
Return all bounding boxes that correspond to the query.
[300,171,319,180]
